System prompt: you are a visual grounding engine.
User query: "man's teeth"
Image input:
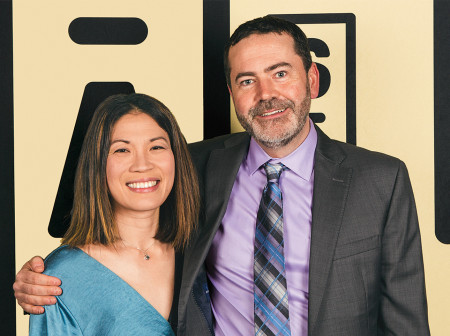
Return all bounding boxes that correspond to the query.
[261,109,284,117]
[127,181,157,189]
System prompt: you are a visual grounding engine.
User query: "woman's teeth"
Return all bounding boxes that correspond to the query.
[127,181,157,189]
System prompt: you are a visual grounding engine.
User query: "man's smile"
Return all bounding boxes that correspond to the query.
[260,108,287,117]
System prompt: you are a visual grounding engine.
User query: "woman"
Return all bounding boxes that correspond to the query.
[29,93,199,335]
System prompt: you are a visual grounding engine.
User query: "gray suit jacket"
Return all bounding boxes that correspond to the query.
[177,125,430,335]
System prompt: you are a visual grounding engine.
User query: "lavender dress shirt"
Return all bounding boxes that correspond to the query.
[205,121,317,335]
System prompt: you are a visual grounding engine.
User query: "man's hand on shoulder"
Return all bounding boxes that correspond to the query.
[13,256,62,314]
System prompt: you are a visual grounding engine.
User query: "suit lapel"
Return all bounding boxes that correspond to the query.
[308,126,353,334]
[180,133,250,310]
[200,134,250,259]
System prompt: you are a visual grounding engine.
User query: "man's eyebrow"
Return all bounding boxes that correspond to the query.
[264,62,292,73]
[234,71,256,84]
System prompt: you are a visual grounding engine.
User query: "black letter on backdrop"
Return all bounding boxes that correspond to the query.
[49,17,147,236]
[308,37,331,123]
[49,82,135,237]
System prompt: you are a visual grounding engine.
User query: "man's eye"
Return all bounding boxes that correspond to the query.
[275,71,287,78]
[241,79,254,86]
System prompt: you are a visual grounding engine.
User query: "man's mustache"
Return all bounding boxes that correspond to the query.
[249,99,295,118]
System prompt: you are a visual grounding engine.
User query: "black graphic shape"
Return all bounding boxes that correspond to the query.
[48,82,135,237]
[273,13,356,145]
[308,38,330,124]
[0,0,16,333]
[435,0,450,243]
[316,63,331,98]
[203,0,230,139]
[308,38,331,124]
[308,38,331,98]
[309,38,330,57]
[69,18,148,45]
[310,111,326,123]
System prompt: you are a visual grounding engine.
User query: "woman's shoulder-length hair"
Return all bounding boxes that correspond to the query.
[62,93,199,250]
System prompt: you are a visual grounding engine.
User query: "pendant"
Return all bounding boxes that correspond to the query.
[144,254,150,260]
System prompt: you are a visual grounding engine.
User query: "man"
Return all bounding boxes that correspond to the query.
[14,16,429,335]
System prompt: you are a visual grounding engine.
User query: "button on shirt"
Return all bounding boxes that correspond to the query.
[205,121,317,336]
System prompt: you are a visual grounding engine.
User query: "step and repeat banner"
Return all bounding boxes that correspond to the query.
[11,1,203,335]
[2,0,448,335]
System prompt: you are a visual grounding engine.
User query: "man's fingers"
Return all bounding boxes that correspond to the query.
[16,290,58,307]
[13,257,61,312]
[28,271,61,287]
[17,301,45,315]
[28,256,45,273]
[16,268,61,287]
[14,281,62,297]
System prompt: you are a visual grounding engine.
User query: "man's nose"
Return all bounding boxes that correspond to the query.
[257,79,279,101]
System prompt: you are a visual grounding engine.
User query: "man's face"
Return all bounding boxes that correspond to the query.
[228,32,319,156]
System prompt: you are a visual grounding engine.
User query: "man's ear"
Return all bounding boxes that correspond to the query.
[308,63,320,99]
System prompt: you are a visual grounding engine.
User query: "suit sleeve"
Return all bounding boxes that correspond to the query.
[378,161,430,335]
[29,298,83,336]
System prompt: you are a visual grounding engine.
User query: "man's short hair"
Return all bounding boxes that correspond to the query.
[224,15,313,87]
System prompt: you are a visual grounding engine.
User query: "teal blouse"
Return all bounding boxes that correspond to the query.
[29,245,175,335]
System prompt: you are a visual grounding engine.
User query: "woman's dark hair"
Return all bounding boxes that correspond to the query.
[62,93,199,250]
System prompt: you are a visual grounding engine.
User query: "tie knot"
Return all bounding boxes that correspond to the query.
[263,162,285,183]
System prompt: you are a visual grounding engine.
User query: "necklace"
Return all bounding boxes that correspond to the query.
[121,239,156,261]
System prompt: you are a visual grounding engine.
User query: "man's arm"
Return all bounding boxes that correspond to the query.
[13,256,62,314]
[378,161,430,334]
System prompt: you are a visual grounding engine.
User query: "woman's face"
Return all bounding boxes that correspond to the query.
[106,112,175,218]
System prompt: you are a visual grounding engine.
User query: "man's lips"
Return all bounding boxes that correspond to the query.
[256,108,288,119]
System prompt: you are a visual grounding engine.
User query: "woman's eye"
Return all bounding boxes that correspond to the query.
[151,145,164,150]
[113,148,128,153]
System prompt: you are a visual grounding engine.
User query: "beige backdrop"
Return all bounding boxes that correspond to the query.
[14,1,203,335]
[15,0,448,335]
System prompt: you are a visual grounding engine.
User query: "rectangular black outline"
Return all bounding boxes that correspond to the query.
[273,13,356,145]
[0,0,17,333]
[434,0,450,244]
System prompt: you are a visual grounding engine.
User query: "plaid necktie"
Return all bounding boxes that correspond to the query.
[254,162,290,336]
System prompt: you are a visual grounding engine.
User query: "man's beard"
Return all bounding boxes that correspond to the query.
[236,86,311,150]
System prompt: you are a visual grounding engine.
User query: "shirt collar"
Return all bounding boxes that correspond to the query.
[245,119,317,181]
